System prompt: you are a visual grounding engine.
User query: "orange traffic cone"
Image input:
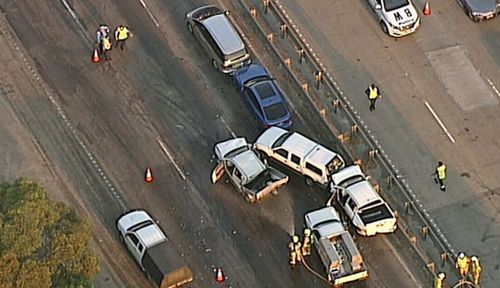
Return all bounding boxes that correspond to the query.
[215,267,224,283]
[423,1,431,16]
[145,168,153,183]
[92,48,100,63]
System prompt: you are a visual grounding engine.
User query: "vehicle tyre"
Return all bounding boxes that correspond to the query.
[245,194,254,203]
[305,177,315,187]
[380,21,389,35]
[187,22,193,34]
[118,233,125,244]
[211,59,219,71]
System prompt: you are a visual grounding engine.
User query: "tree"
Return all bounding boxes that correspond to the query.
[0,179,99,287]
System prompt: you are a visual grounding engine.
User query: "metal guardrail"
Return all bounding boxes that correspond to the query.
[231,0,469,285]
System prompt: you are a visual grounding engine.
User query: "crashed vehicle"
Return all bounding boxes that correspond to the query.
[211,137,289,203]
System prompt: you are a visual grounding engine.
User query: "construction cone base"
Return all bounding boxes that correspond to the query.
[92,48,100,63]
[215,267,224,283]
[145,168,153,183]
[423,1,431,16]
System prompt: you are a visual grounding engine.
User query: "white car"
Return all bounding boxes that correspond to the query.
[368,0,420,37]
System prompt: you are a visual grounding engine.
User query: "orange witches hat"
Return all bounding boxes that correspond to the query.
[215,267,224,283]
[92,47,100,63]
[423,1,431,16]
[145,168,153,183]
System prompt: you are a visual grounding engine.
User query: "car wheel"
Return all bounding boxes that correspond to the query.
[380,21,389,35]
[187,22,193,34]
[211,59,218,71]
[305,177,315,187]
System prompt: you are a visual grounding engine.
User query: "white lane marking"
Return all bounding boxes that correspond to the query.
[138,0,160,27]
[486,78,500,99]
[424,101,455,144]
[218,115,237,138]
[157,137,186,180]
[60,0,93,44]
[381,236,422,287]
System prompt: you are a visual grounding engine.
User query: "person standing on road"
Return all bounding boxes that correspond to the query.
[114,25,132,51]
[434,272,446,288]
[288,239,297,267]
[366,83,381,111]
[96,24,110,45]
[471,255,482,286]
[293,235,303,264]
[435,161,447,191]
[456,252,471,279]
[302,228,312,256]
[99,35,112,61]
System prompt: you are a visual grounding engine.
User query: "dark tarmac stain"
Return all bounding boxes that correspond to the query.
[464,127,469,132]
[460,172,471,178]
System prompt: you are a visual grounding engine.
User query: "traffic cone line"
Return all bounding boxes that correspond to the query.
[215,267,224,283]
[423,1,431,16]
[92,48,100,63]
[145,168,153,183]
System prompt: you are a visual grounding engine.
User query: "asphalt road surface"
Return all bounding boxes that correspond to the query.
[273,0,500,287]
[0,0,443,287]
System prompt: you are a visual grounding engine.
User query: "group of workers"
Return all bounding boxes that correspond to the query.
[288,228,312,267]
[96,24,132,61]
[434,252,482,288]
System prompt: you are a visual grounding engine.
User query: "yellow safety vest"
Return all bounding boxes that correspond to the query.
[473,261,482,274]
[457,257,468,269]
[102,37,112,50]
[116,27,129,41]
[369,86,379,100]
[437,164,446,180]
[434,277,443,288]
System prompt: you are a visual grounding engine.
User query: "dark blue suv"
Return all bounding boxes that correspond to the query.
[232,64,292,129]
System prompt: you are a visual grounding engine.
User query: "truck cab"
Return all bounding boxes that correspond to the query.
[212,137,289,203]
[254,127,345,187]
[328,165,397,236]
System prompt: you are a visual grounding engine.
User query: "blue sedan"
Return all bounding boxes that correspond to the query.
[232,64,292,129]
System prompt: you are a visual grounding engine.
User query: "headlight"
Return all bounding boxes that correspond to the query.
[471,11,480,16]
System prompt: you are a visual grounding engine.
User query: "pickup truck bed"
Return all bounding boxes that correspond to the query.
[144,242,193,288]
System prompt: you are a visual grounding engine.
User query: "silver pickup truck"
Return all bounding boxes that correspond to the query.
[211,137,289,203]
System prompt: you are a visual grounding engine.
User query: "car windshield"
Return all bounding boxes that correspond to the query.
[193,6,222,20]
[312,218,339,229]
[272,131,293,148]
[338,175,365,188]
[383,0,409,11]
[225,145,250,159]
[358,199,383,211]
[245,76,270,87]
[264,103,288,121]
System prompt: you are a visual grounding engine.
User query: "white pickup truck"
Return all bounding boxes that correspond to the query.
[328,165,397,236]
[254,127,345,187]
[305,207,368,286]
[212,137,289,203]
[116,210,193,288]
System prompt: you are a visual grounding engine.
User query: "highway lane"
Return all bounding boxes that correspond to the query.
[274,0,500,286]
[0,0,433,286]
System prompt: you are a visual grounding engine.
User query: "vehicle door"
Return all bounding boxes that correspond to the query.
[272,148,290,167]
[289,153,302,172]
[304,162,324,183]
[211,161,225,183]
[194,22,221,65]
[367,0,378,9]
[242,88,264,124]
[124,233,144,266]
[227,161,244,191]
[344,197,357,221]
[371,0,384,19]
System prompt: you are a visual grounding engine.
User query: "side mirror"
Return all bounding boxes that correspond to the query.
[366,175,372,181]
[375,4,382,10]
[224,10,231,16]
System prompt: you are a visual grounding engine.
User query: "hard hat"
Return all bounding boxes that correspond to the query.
[292,235,299,243]
[437,272,445,279]
[458,252,465,259]
[304,228,311,236]
[471,256,478,262]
